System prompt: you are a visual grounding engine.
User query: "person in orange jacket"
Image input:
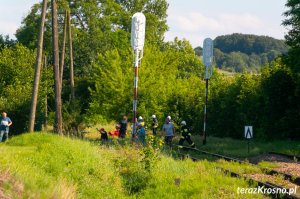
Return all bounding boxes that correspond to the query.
[109,124,120,137]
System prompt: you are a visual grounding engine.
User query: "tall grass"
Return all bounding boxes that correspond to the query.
[0,133,265,198]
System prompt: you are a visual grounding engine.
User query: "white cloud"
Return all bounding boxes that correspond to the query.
[169,11,264,33]
[0,21,19,37]
[165,10,285,47]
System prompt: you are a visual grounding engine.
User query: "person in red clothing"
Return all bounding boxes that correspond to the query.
[109,124,120,137]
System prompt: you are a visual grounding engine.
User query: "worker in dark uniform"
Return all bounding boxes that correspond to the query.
[178,121,195,148]
[97,128,108,142]
[119,115,128,138]
[151,115,159,136]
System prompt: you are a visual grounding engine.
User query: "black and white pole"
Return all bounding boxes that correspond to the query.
[131,13,146,138]
[202,38,213,145]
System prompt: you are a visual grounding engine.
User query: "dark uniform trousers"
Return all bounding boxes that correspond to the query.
[178,126,195,148]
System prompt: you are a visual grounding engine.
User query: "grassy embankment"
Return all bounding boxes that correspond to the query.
[0,132,265,199]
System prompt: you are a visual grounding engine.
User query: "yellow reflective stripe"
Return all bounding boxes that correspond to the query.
[181,136,185,139]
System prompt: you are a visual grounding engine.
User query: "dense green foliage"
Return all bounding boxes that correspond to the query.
[282,0,300,139]
[0,44,52,134]
[195,33,288,72]
[0,0,299,140]
[0,133,264,198]
[214,34,287,55]
[209,59,300,139]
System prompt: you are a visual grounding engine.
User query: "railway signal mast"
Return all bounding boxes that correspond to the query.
[130,12,146,138]
[202,38,214,145]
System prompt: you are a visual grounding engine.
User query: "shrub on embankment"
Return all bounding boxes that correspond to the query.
[0,133,264,198]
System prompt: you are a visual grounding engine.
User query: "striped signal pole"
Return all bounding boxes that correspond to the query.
[202,38,213,145]
[131,13,146,138]
[132,48,139,138]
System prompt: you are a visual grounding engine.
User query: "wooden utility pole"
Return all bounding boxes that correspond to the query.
[59,10,68,87]
[28,0,48,132]
[43,55,48,131]
[68,10,75,102]
[52,0,63,134]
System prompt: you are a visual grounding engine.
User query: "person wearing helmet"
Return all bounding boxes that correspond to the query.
[137,121,146,145]
[138,116,145,127]
[134,116,145,144]
[162,116,175,146]
[151,115,159,136]
[178,120,195,148]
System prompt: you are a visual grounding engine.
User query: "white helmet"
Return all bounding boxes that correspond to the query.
[152,115,156,119]
[167,116,171,120]
[181,121,186,126]
[138,116,143,120]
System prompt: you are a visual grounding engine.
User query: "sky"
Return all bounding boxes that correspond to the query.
[0,0,288,47]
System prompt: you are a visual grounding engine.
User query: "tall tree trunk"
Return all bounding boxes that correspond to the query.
[43,55,48,131]
[68,10,75,102]
[59,10,67,87]
[52,0,63,134]
[28,0,47,132]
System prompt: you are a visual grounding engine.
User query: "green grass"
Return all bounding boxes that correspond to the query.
[190,136,300,158]
[0,133,266,198]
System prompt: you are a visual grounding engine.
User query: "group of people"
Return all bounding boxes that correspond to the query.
[0,111,195,148]
[161,115,195,148]
[97,114,195,148]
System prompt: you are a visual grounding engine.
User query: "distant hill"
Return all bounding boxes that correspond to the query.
[195,33,289,72]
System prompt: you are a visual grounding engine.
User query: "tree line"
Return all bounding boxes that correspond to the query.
[195,33,289,72]
[0,0,299,140]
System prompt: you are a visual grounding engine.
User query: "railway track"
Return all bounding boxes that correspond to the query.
[177,146,300,199]
[268,152,300,161]
[177,146,300,186]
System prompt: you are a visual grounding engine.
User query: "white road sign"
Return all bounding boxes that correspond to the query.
[244,126,253,139]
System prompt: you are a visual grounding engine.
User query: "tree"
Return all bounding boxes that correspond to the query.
[52,0,63,134]
[68,10,75,102]
[0,44,36,134]
[283,0,300,70]
[28,0,48,132]
[282,0,300,138]
[59,10,67,85]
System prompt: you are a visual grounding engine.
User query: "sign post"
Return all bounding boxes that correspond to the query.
[244,126,253,153]
[130,13,146,139]
[202,38,213,145]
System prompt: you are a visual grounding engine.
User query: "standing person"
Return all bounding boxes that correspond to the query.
[119,115,128,138]
[162,116,175,146]
[0,112,12,142]
[151,115,159,136]
[178,121,195,148]
[137,122,146,145]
